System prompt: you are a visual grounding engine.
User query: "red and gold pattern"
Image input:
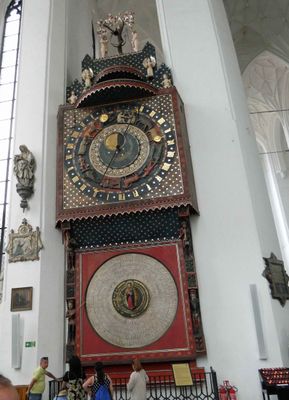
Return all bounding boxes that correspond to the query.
[75,242,196,363]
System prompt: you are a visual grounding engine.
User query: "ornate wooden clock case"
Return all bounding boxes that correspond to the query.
[56,42,206,367]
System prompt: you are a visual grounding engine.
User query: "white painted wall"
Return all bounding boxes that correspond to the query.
[0,0,66,388]
[1,1,289,399]
[66,0,94,85]
[156,1,289,399]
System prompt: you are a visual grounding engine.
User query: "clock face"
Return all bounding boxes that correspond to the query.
[64,102,177,203]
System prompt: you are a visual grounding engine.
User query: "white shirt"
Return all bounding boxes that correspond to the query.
[127,370,149,400]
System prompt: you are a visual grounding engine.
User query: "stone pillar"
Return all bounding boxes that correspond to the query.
[0,0,66,385]
[156,1,289,399]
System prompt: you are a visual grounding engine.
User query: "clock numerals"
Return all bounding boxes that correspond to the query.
[118,193,125,201]
[64,102,177,203]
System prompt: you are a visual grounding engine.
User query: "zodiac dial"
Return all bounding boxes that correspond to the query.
[64,102,177,203]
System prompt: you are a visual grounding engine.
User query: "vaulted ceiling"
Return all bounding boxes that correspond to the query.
[223,0,289,71]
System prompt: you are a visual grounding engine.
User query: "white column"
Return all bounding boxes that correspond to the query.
[0,0,66,384]
[157,1,289,399]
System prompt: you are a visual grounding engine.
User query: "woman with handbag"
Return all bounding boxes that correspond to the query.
[83,362,113,400]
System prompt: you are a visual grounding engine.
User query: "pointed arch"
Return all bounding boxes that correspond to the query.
[243,50,289,268]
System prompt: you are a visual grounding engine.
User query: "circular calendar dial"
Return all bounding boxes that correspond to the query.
[64,103,177,203]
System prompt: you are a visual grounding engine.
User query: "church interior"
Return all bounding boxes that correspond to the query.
[1,1,289,400]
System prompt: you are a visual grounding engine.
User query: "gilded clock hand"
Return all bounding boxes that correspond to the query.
[99,131,125,185]
[99,145,120,185]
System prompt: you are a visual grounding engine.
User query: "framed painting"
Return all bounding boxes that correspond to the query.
[11,287,33,311]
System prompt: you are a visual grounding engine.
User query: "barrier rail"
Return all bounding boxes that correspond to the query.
[49,368,219,400]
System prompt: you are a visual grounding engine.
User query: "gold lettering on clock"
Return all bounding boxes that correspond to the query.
[161,163,171,171]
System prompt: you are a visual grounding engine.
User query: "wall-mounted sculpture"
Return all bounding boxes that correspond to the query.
[263,252,289,306]
[5,219,43,262]
[13,145,35,210]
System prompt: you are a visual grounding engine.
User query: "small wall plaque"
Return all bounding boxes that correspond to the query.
[172,363,193,386]
[263,253,289,307]
[5,219,43,262]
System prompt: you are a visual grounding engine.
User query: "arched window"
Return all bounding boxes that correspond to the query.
[0,0,22,272]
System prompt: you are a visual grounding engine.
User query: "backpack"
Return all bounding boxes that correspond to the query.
[94,384,111,400]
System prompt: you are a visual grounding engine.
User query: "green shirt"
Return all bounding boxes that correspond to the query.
[31,366,46,394]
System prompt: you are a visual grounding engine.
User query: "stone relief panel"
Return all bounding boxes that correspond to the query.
[5,219,43,262]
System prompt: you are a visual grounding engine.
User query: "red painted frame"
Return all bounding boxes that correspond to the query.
[75,242,195,364]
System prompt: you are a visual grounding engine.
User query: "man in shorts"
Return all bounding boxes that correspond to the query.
[27,357,57,400]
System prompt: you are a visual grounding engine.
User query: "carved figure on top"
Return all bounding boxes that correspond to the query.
[131,30,139,52]
[161,74,172,88]
[143,56,156,79]
[96,11,135,56]
[99,31,109,58]
[81,68,94,90]
[67,90,77,105]
[13,145,35,210]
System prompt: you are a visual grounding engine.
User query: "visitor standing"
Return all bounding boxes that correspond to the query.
[127,359,148,400]
[83,362,113,400]
[26,357,57,400]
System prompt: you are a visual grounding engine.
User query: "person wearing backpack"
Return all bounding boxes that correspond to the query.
[83,362,113,400]
[61,356,86,400]
[127,359,148,400]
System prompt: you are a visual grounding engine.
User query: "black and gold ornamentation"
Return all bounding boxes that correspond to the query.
[63,100,176,203]
[58,41,204,362]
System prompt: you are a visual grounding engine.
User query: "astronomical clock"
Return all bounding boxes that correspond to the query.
[56,40,206,369]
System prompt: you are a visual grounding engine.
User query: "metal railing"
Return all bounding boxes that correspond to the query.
[49,368,219,400]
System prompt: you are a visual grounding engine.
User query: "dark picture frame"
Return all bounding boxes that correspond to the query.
[11,287,33,311]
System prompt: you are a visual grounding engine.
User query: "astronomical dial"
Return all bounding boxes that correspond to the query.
[64,102,177,203]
